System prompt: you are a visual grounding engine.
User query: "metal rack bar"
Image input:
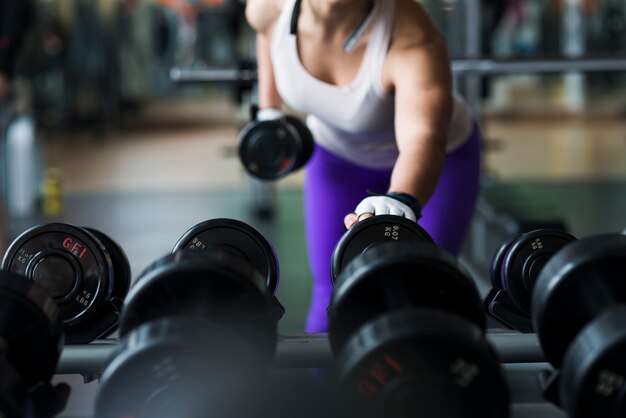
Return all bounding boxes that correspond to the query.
[170,57,626,84]
[169,68,258,83]
[451,57,626,75]
[55,332,544,375]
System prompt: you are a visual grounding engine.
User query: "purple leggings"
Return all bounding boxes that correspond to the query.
[303,125,482,333]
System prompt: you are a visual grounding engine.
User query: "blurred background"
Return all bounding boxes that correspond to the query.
[1,1,626,416]
[1,0,626,337]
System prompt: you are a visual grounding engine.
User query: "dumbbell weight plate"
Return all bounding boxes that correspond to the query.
[0,271,63,386]
[331,215,434,282]
[238,120,301,180]
[120,251,277,364]
[97,317,260,418]
[329,242,485,355]
[284,116,315,170]
[532,234,626,368]
[173,218,279,294]
[336,309,509,418]
[560,306,626,418]
[501,229,576,315]
[82,228,131,301]
[489,239,514,290]
[2,223,114,329]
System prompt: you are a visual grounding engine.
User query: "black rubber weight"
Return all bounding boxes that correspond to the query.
[238,120,300,180]
[120,251,277,364]
[0,271,63,386]
[83,228,131,300]
[172,218,279,294]
[96,317,260,418]
[2,223,114,329]
[285,115,315,169]
[328,241,485,355]
[331,215,434,282]
[489,235,519,290]
[336,309,509,418]
[501,229,576,315]
[531,234,626,368]
[560,306,626,418]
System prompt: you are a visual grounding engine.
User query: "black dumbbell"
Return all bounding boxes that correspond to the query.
[238,113,315,181]
[328,240,509,418]
[0,271,69,418]
[96,315,265,418]
[2,223,131,343]
[172,218,284,318]
[532,234,626,418]
[484,229,577,332]
[331,215,434,282]
[96,219,279,418]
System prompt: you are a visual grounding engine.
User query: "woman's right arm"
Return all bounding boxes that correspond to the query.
[245,0,284,109]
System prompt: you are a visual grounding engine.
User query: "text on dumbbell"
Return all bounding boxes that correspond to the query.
[355,354,404,397]
[449,358,480,388]
[16,248,34,264]
[595,369,625,397]
[75,291,92,307]
[384,226,400,241]
[63,237,88,259]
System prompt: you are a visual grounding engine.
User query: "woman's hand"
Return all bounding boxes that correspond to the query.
[344,194,419,229]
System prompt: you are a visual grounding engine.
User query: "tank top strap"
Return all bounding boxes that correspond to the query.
[364,0,396,98]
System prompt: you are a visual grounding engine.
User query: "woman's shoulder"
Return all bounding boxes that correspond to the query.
[245,0,289,34]
[390,0,445,50]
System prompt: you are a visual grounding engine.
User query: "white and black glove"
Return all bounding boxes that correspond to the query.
[354,192,422,222]
[256,107,285,122]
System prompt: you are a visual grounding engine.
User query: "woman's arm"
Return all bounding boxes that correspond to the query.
[387,34,452,206]
[344,4,453,228]
[255,33,283,109]
[246,0,283,109]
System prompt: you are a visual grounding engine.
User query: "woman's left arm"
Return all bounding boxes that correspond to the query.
[387,33,453,207]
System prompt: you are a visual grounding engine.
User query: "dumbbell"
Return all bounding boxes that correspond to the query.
[238,111,315,181]
[2,223,131,343]
[484,229,577,332]
[96,219,280,418]
[328,217,509,418]
[532,234,626,418]
[331,215,435,282]
[172,218,284,317]
[0,271,69,418]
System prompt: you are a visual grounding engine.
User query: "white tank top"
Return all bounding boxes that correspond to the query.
[271,0,473,169]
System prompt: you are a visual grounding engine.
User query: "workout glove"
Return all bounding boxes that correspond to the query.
[256,107,285,121]
[354,193,421,222]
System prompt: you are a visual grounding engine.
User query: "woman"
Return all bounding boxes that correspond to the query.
[246,0,481,333]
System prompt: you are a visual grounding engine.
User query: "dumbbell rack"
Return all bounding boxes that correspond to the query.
[57,332,566,418]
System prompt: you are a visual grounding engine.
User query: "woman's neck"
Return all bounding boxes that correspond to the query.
[303,0,374,40]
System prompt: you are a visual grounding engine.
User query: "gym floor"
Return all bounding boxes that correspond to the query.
[17,94,626,418]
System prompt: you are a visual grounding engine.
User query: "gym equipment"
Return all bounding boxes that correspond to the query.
[532,234,626,418]
[238,111,315,181]
[0,271,69,418]
[172,218,284,318]
[2,223,131,343]
[119,249,277,357]
[96,317,263,418]
[97,220,281,418]
[484,229,577,332]
[331,215,434,282]
[328,241,509,418]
